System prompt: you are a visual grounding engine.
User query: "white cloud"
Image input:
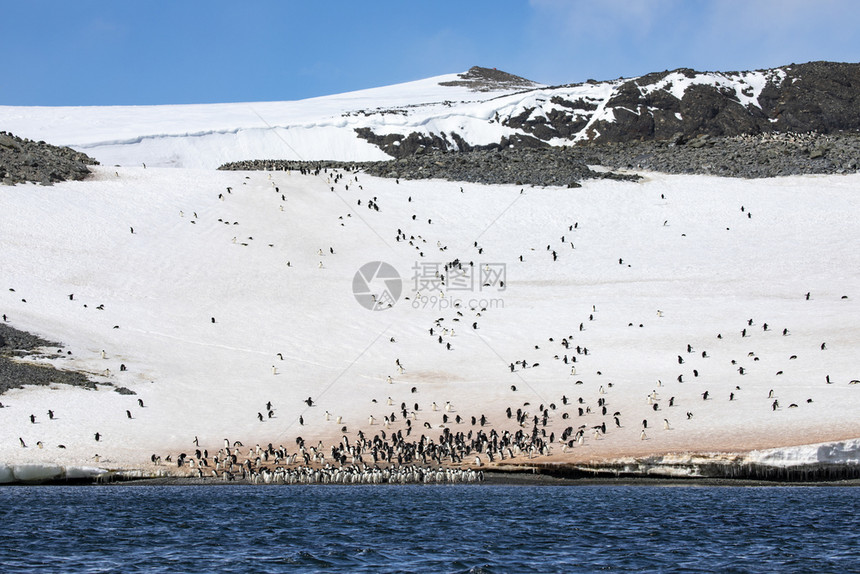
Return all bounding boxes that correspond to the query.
[523,0,860,83]
[698,0,860,68]
[529,0,683,39]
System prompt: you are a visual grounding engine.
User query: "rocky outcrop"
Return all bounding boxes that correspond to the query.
[438,66,539,92]
[585,61,860,143]
[221,131,859,184]
[352,61,860,159]
[0,131,98,186]
[225,62,860,182]
[220,147,638,187]
[592,132,860,178]
[0,324,97,395]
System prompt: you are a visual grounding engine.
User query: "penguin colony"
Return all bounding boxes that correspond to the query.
[1,165,857,480]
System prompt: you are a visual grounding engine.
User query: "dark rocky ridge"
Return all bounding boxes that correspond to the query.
[0,131,98,186]
[353,127,552,159]
[584,61,860,143]
[353,61,860,159]
[438,66,539,92]
[593,131,860,178]
[0,323,97,396]
[220,132,860,184]
[220,148,640,187]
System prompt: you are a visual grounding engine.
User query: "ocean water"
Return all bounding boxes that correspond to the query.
[0,485,858,573]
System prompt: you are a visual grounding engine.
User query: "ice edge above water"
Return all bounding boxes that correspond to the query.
[2,438,858,484]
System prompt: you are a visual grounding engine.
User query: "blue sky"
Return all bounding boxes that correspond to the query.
[3,0,859,106]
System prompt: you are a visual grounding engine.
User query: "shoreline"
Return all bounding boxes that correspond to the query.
[4,470,860,488]
[3,455,860,486]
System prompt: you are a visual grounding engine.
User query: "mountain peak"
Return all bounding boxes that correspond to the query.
[438,66,538,91]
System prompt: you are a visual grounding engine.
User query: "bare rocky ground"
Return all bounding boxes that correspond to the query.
[0,323,93,396]
[0,323,129,397]
[0,131,98,186]
[220,131,860,184]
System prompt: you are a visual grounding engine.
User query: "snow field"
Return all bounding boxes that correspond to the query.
[1,164,858,469]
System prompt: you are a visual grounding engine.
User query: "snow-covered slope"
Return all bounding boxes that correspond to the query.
[1,66,859,479]
[0,70,543,169]
[1,164,858,474]
[5,62,857,171]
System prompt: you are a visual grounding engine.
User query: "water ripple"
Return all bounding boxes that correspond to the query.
[0,485,858,573]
